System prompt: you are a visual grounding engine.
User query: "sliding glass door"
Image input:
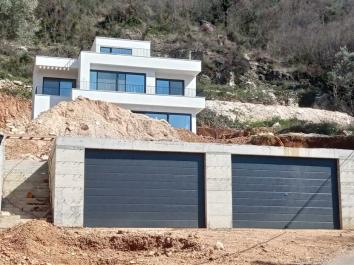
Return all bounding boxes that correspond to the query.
[90,70,145,93]
[42,78,76,96]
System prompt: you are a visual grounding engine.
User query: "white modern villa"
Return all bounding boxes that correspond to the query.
[32,37,205,132]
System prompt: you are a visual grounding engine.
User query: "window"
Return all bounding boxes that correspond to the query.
[100,47,132,55]
[112,48,132,55]
[100,47,111,54]
[137,112,191,130]
[90,70,145,93]
[156,79,184,95]
[169,114,191,130]
[42,78,75,96]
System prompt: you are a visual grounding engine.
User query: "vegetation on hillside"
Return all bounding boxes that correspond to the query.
[1,0,354,113]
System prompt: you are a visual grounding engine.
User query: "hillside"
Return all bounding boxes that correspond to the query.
[1,0,354,114]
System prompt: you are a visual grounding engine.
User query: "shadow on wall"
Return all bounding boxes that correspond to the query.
[1,160,51,220]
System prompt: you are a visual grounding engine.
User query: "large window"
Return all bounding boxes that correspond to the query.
[139,112,191,130]
[90,70,145,93]
[156,79,184,96]
[100,47,132,55]
[42,78,75,96]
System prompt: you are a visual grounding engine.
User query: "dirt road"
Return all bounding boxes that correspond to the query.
[0,221,353,265]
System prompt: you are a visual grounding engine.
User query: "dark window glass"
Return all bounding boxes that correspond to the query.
[43,79,59,95]
[100,47,111,53]
[90,71,97,90]
[90,70,145,93]
[60,80,74,97]
[144,113,168,121]
[169,114,191,130]
[156,79,184,95]
[170,81,184,95]
[156,80,169,95]
[43,78,75,96]
[138,112,191,130]
[126,74,145,93]
[97,72,116,91]
[117,73,126,92]
[112,48,132,55]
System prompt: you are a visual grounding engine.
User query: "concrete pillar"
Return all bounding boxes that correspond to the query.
[205,152,232,229]
[339,154,354,229]
[51,146,85,227]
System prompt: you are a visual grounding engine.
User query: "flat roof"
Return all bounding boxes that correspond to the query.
[94,36,151,44]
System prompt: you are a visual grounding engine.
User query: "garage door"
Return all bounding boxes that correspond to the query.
[84,149,205,228]
[232,155,339,229]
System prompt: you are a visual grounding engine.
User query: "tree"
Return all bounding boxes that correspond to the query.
[0,0,37,41]
[328,47,354,112]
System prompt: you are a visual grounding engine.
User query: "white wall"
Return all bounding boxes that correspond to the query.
[33,95,71,119]
[91,37,151,56]
[78,51,201,90]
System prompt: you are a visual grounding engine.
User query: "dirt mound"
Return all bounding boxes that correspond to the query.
[176,128,211,143]
[26,97,180,141]
[0,220,203,265]
[0,93,31,132]
[76,232,201,252]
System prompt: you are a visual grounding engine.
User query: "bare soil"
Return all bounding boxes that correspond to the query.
[0,220,353,265]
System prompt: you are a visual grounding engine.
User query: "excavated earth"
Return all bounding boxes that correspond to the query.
[1,220,354,265]
[2,92,354,160]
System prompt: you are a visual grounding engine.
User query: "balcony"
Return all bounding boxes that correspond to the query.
[33,82,205,117]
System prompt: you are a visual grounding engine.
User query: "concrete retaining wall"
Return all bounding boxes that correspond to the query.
[50,136,354,229]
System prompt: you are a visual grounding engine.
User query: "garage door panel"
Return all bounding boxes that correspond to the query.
[235,206,334,215]
[86,180,200,190]
[85,187,199,197]
[84,203,199,212]
[232,155,339,229]
[85,195,200,205]
[236,213,335,223]
[84,149,204,228]
[86,218,200,228]
[234,169,334,180]
[234,191,333,201]
[85,208,199,220]
[236,220,335,229]
[232,184,332,194]
[85,173,199,182]
[234,198,334,208]
[234,177,331,187]
[86,165,200,175]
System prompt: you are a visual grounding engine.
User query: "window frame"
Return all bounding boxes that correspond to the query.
[135,111,192,131]
[156,78,185,96]
[100,47,133,56]
[42,77,76,96]
[90,70,146,93]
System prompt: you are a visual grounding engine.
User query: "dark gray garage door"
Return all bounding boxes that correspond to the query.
[232,155,339,229]
[84,149,205,228]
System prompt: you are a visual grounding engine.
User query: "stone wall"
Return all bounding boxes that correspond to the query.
[2,160,50,219]
[51,137,354,229]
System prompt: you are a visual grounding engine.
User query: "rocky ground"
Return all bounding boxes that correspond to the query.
[0,220,353,265]
[206,100,354,127]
